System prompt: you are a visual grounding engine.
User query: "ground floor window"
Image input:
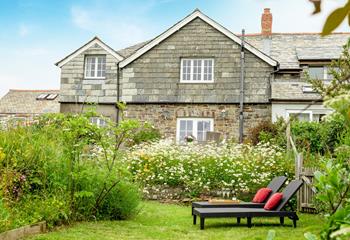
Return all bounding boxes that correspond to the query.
[176,118,214,143]
[90,117,106,127]
[286,110,327,122]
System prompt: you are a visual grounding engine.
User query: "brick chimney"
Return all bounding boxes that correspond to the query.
[261,8,272,36]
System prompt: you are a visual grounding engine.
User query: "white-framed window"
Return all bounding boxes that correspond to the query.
[84,55,106,79]
[286,110,313,122]
[176,118,214,142]
[90,117,106,127]
[180,58,214,83]
[308,66,336,82]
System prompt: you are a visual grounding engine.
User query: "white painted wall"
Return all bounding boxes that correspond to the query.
[272,103,333,122]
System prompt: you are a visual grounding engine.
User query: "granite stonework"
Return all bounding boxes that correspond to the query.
[59,43,119,104]
[120,18,273,104]
[60,103,118,121]
[125,103,271,139]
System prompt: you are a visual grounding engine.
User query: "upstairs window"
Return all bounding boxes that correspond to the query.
[308,66,337,82]
[85,55,106,79]
[180,59,214,83]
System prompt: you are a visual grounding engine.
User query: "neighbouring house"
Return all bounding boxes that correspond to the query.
[0,89,60,127]
[56,8,349,142]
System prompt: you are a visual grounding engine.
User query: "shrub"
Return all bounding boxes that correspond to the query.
[125,140,294,198]
[247,116,346,156]
[247,118,287,147]
[128,122,161,146]
[0,111,143,232]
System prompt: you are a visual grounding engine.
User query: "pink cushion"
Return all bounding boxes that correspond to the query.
[252,188,272,203]
[264,193,283,210]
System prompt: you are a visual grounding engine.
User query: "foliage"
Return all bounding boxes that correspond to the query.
[307,42,350,239]
[128,122,161,146]
[247,116,345,161]
[247,118,287,147]
[309,0,350,36]
[0,110,143,232]
[125,140,293,198]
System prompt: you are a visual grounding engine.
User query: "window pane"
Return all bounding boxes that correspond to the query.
[187,120,193,131]
[180,120,186,130]
[196,120,212,142]
[182,60,191,81]
[203,60,213,81]
[308,67,324,79]
[85,56,105,78]
[179,120,194,142]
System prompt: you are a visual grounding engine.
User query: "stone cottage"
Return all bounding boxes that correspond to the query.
[56,8,350,142]
[0,89,60,127]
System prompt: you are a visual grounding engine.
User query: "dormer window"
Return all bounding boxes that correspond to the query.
[84,55,106,79]
[180,58,214,83]
[308,66,335,82]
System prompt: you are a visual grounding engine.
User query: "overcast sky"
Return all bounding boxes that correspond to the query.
[0,0,349,97]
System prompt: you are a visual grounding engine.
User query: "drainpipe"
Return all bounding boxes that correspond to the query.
[239,29,245,143]
[116,62,120,124]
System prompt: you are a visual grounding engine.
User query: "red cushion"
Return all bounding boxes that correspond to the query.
[264,193,283,210]
[252,188,272,203]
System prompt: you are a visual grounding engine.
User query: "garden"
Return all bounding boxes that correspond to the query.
[1,44,350,240]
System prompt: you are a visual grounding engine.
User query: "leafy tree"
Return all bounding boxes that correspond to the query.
[305,38,350,240]
[309,0,350,35]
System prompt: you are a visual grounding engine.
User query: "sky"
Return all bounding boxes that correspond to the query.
[0,0,349,97]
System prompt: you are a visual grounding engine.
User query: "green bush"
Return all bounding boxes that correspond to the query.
[247,116,346,157]
[129,122,161,146]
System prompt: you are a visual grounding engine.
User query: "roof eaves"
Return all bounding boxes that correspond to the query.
[55,36,124,68]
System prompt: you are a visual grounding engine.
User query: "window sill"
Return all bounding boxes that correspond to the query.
[83,78,106,84]
[178,81,215,84]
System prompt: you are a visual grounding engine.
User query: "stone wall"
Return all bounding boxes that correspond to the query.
[121,17,273,104]
[125,103,271,140]
[0,114,37,129]
[59,43,119,104]
[60,103,117,121]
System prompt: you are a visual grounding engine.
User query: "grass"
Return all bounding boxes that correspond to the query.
[28,201,324,240]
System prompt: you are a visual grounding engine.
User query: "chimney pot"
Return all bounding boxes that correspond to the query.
[261,8,272,36]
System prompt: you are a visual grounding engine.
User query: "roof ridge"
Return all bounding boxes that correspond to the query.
[9,89,60,92]
[239,32,350,36]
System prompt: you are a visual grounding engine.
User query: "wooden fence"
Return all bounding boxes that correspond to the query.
[287,126,318,213]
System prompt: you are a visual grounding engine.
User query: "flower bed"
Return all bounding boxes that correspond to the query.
[125,140,294,199]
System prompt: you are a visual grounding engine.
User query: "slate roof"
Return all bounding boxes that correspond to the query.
[244,33,350,69]
[116,32,350,69]
[0,90,60,114]
[116,40,152,58]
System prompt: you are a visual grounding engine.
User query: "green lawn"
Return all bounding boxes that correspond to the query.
[28,201,323,240]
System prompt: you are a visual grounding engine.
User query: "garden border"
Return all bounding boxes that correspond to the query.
[0,221,46,240]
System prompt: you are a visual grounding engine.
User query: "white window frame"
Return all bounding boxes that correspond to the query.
[286,110,313,122]
[84,55,106,79]
[180,58,214,83]
[308,66,334,82]
[176,118,214,142]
